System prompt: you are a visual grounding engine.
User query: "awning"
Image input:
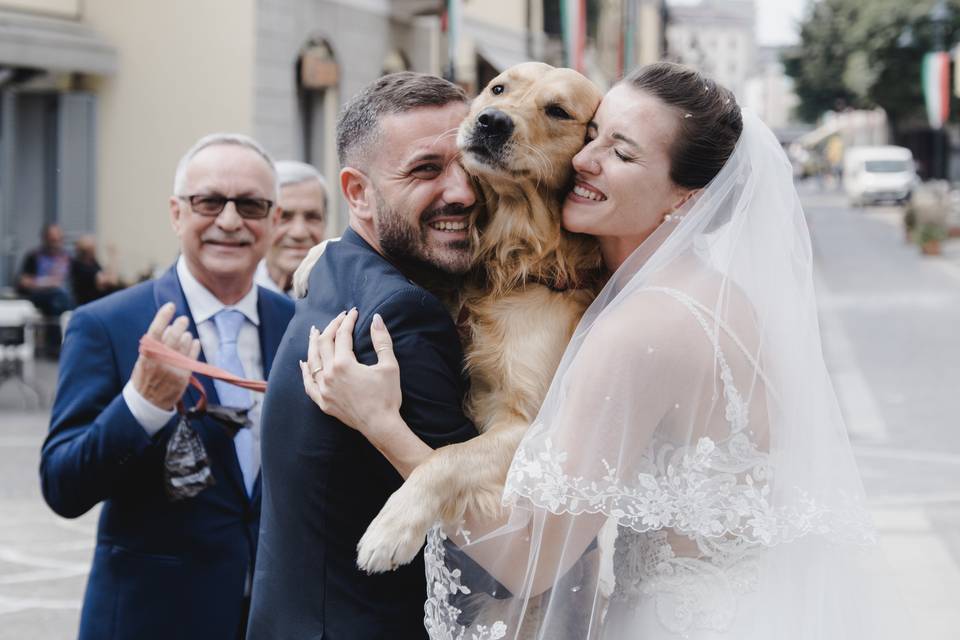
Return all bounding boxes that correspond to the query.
[0,10,116,76]
[476,43,528,73]
[794,121,841,149]
[469,17,529,73]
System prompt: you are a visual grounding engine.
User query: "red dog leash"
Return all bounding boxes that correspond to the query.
[139,335,268,394]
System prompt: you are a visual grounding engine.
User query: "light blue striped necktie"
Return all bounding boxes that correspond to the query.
[212,308,256,495]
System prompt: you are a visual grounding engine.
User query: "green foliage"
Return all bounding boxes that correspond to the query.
[904,205,918,230]
[784,0,960,129]
[914,221,948,244]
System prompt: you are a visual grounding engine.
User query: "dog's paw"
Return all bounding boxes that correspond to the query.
[291,238,338,298]
[357,484,437,573]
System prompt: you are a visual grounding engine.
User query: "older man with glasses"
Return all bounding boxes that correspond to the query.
[40,133,295,640]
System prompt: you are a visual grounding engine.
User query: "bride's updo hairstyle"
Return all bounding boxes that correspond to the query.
[624,62,742,190]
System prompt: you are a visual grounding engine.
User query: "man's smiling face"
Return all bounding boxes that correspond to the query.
[171,143,277,293]
[366,102,477,275]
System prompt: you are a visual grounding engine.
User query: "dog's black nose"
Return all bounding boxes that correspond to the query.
[476,108,514,144]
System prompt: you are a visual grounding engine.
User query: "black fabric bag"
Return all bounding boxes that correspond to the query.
[163,381,249,501]
[163,412,216,501]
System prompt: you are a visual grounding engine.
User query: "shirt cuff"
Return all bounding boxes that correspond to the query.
[122,381,177,436]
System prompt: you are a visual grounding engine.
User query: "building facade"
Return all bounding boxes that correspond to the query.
[589,0,668,89]
[0,0,443,285]
[0,0,669,285]
[665,0,756,103]
[453,0,668,94]
[743,45,800,131]
[0,0,116,288]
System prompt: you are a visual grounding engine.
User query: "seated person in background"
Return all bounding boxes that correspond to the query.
[254,160,328,295]
[17,223,73,316]
[71,235,123,306]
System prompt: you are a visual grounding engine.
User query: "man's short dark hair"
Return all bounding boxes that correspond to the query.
[336,72,468,170]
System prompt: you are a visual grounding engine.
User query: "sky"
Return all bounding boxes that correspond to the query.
[669,0,809,47]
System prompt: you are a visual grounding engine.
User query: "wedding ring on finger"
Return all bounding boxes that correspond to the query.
[311,364,323,378]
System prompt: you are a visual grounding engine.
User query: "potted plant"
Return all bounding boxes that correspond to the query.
[915,222,947,256]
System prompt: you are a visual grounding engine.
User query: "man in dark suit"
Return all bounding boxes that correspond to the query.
[40,133,295,640]
[247,73,478,639]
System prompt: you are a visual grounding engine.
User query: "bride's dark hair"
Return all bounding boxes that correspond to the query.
[623,62,743,190]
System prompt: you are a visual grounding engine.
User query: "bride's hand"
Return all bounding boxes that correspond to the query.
[300,308,403,442]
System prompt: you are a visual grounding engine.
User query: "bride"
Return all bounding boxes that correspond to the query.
[300,62,907,638]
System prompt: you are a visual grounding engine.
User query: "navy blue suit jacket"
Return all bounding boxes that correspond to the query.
[247,228,477,639]
[40,265,294,640]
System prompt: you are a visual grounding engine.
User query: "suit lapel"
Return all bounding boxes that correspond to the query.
[152,265,220,408]
[153,264,250,501]
[249,289,286,506]
[257,290,285,378]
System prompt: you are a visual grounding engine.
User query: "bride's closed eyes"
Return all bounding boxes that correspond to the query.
[584,123,639,163]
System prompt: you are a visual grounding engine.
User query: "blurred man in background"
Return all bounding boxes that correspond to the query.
[254,160,328,295]
[70,235,123,306]
[17,223,73,317]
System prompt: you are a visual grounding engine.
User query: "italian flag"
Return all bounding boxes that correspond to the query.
[445,0,461,78]
[561,0,587,72]
[922,52,950,129]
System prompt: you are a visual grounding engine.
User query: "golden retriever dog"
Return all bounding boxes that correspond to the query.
[351,62,604,574]
[292,64,603,592]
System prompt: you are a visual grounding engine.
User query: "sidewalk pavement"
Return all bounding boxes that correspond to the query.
[0,361,98,639]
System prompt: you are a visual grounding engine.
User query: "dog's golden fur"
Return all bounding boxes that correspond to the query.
[354,62,605,574]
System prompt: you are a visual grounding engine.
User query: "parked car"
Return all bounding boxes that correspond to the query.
[843,146,918,206]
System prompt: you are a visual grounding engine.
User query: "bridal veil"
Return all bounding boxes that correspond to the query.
[423,110,908,639]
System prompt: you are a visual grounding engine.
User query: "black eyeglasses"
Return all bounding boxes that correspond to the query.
[179,194,274,219]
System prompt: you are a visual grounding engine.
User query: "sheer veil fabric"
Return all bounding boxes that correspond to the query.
[423,111,908,639]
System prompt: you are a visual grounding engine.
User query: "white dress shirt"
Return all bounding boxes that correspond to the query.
[123,256,264,495]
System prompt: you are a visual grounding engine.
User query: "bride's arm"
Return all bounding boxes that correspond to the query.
[300,311,543,573]
[299,310,432,479]
[455,304,689,595]
[302,301,693,595]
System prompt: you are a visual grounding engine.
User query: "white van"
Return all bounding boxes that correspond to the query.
[843,146,917,206]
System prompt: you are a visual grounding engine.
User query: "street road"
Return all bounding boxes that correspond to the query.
[1,184,958,638]
[805,184,960,637]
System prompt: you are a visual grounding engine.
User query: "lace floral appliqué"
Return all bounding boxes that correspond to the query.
[423,527,508,640]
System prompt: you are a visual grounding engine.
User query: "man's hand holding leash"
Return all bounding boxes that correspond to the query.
[131,302,201,410]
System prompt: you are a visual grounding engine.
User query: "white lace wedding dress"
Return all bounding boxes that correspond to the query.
[600,285,784,639]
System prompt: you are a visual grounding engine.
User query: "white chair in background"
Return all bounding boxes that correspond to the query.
[0,299,43,407]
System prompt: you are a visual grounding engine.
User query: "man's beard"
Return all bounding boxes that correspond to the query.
[374,191,473,276]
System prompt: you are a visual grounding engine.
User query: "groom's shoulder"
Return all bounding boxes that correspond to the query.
[320,235,448,321]
[314,233,403,291]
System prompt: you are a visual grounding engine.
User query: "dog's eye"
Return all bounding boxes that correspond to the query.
[491,84,505,95]
[546,105,572,120]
